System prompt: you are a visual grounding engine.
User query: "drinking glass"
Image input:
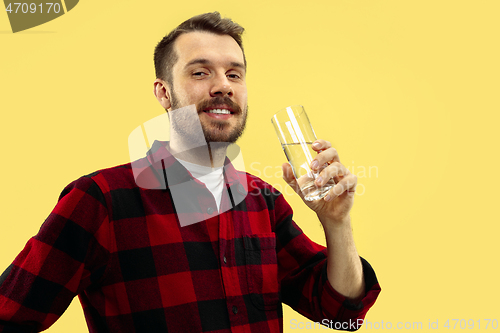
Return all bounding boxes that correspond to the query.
[271,105,335,201]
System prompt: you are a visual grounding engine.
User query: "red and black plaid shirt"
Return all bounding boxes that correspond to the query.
[0,141,380,332]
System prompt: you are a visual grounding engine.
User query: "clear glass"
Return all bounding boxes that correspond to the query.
[271,105,335,201]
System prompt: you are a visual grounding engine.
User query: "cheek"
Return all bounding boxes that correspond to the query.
[186,84,208,103]
[174,84,204,105]
[237,87,248,106]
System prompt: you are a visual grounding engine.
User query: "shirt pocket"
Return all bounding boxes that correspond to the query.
[243,233,280,311]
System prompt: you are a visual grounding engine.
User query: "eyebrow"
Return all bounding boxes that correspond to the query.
[185,58,246,71]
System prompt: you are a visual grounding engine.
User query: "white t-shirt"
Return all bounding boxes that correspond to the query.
[176,159,225,211]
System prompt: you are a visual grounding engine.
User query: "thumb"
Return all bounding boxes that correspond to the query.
[282,163,301,194]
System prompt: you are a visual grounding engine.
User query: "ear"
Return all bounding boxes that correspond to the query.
[153,79,172,110]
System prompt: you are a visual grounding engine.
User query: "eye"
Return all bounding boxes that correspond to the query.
[192,71,208,77]
[227,72,243,80]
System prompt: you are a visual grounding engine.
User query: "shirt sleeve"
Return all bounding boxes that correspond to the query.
[273,193,381,331]
[0,176,110,332]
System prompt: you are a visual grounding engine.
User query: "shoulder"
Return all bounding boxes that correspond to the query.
[59,161,137,202]
[84,162,136,193]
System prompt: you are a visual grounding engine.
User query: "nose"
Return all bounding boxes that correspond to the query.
[210,75,233,98]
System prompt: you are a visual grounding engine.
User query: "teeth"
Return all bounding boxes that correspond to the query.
[206,109,231,114]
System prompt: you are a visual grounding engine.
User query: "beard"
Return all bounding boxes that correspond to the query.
[169,90,248,143]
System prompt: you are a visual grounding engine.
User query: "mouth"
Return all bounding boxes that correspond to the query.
[202,105,235,119]
[204,108,232,114]
[203,105,234,114]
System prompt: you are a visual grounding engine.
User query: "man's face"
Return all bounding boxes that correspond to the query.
[167,31,248,143]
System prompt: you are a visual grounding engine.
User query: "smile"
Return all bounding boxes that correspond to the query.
[204,109,232,114]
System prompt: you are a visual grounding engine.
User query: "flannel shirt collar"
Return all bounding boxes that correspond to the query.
[143,140,245,191]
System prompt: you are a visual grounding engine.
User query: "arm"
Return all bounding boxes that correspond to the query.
[0,177,109,332]
[275,193,380,330]
[280,139,379,329]
[322,217,365,302]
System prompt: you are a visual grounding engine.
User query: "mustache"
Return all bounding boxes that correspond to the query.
[196,97,242,114]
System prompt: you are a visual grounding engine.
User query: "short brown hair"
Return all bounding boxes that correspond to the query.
[154,12,246,85]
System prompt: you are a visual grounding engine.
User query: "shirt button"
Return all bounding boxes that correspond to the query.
[207,207,214,214]
[232,306,238,314]
[223,256,227,264]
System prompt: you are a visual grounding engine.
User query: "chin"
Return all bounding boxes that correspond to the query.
[203,129,243,143]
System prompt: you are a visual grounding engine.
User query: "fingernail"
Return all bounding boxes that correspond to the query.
[312,142,321,149]
[315,176,323,185]
[324,195,331,201]
[311,160,319,169]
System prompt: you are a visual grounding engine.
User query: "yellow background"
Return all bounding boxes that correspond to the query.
[1,0,499,332]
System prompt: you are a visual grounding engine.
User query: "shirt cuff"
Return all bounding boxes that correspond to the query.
[320,257,381,326]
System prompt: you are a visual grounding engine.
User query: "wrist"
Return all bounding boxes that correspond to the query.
[319,215,352,232]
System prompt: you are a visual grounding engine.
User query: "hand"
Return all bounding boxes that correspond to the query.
[282,139,357,225]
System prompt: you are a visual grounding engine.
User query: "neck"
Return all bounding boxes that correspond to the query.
[169,137,229,168]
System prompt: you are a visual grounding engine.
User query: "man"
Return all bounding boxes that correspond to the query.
[0,12,380,332]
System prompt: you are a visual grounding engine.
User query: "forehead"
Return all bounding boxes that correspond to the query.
[173,31,245,68]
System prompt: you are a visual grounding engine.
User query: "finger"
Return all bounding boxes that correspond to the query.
[315,162,349,187]
[311,139,331,152]
[311,147,340,171]
[324,174,357,201]
[282,162,294,183]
